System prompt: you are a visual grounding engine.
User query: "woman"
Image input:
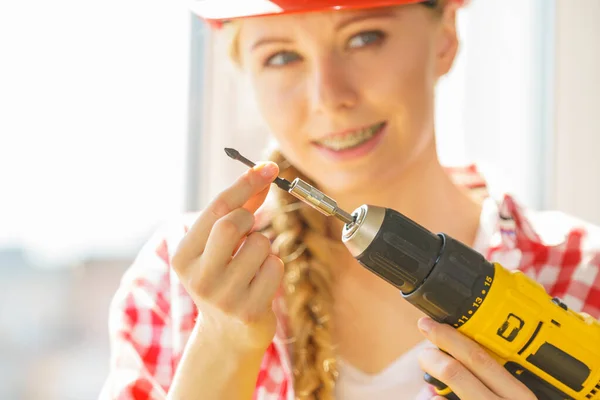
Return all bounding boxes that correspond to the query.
[101,1,600,399]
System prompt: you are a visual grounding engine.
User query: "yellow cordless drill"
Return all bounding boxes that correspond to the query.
[340,203,600,400]
[226,148,600,400]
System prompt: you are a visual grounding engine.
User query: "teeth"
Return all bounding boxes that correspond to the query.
[318,123,383,151]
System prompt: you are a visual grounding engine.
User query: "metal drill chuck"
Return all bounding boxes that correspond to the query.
[341,204,444,294]
[342,204,385,256]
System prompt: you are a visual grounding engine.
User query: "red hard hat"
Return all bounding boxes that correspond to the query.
[191,0,465,28]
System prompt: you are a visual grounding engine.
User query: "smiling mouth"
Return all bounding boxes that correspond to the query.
[315,122,386,151]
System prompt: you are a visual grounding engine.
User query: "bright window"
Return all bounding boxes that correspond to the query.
[0,0,191,267]
[0,2,192,399]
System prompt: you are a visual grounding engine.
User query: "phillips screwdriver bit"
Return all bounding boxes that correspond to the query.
[224,147,292,191]
[224,147,355,225]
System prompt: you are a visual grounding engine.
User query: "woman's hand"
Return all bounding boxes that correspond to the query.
[417,317,538,400]
[167,162,285,400]
[170,161,285,353]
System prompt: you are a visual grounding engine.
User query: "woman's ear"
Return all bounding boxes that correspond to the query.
[435,3,460,77]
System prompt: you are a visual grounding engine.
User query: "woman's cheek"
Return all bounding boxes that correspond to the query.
[256,74,292,112]
[258,80,308,143]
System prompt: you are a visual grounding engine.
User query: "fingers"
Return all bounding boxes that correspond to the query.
[199,208,256,287]
[418,347,494,400]
[222,232,272,289]
[418,317,536,400]
[212,241,283,324]
[246,255,285,318]
[172,162,279,270]
[244,184,272,215]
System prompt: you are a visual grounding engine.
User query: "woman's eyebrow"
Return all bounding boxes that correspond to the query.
[334,10,397,31]
[249,9,396,51]
[251,36,293,51]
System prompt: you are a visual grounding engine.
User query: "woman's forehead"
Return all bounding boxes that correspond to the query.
[238,6,403,43]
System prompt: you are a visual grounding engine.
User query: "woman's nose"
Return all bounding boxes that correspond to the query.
[309,55,358,114]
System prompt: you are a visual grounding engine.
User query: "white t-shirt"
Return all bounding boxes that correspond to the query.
[334,197,497,399]
[335,340,433,400]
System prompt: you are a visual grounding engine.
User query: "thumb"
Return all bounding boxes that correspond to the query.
[243,162,279,213]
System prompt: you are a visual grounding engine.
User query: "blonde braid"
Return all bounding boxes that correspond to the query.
[265,149,339,400]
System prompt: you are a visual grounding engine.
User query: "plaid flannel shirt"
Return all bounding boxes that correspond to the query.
[99,165,600,400]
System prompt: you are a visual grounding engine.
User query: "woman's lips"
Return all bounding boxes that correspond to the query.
[312,122,387,161]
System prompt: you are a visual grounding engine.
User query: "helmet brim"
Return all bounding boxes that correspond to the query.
[190,0,435,26]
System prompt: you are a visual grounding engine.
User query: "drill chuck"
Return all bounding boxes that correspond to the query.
[342,204,495,326]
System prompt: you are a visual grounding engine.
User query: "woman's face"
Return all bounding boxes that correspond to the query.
[237,4,458,195]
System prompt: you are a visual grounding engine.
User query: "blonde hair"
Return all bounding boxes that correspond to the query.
[220,3,449,397]
[221,22,338,399]
[265,149,339,399]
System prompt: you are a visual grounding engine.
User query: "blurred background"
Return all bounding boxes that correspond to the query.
[0,0,599,399]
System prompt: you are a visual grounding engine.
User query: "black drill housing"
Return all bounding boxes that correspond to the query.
[353,207,496,326]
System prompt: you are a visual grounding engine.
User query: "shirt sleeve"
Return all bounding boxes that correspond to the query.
[553,231,600,319]
[99,225,180,400]
[519,210,600,319]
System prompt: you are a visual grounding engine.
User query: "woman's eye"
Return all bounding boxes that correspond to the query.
[347,31,386,49]
[264,51,301,67]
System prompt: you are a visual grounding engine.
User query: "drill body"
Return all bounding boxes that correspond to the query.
[341,204,600,400]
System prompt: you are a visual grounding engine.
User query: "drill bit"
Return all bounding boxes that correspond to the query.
[224,147,355,225]
[224,147,292,191]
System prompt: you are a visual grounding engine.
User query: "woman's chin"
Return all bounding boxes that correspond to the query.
[310,169,385,199]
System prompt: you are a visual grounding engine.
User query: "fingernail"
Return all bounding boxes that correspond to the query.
[255,162,277,178]
[418,317,433,334]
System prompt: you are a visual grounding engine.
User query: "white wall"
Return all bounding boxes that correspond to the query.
[550,0,600,225]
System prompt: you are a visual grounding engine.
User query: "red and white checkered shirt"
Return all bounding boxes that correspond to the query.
[99,165,600,400]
